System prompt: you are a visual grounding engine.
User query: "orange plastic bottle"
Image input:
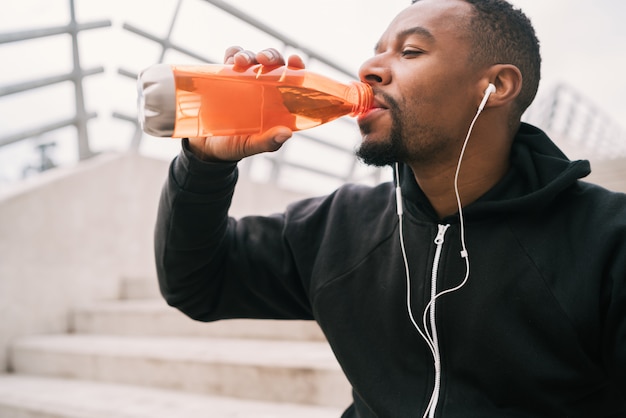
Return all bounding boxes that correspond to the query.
[137,63,373,138]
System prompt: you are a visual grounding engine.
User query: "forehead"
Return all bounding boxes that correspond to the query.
[377,0,473,49]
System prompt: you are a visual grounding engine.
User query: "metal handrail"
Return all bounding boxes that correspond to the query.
[0,0,111,161]
[0,114,97,149]
[122,23,214,65]
[0,68,104,98]
[0,20,111,45]
[525,83,626,160]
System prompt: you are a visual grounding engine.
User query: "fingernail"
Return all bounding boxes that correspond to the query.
[235,51,251,63]
[261,49,277,61]
[274,133,291,144]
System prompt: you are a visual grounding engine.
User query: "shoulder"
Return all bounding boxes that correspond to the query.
[572,181,626,221]
[553,181,626,256]
[285,181,397,225]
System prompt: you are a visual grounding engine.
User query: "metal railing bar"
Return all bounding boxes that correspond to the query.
[0,113,97,148]
[0,67,105,97]
[158,0,184,62]
[122,23,215,63]
[117,68,137,80]
[112,112,138,124]
[69,0,92,160]
[0,0,111,159]
[0,20,111,44]
[201,0,356,78]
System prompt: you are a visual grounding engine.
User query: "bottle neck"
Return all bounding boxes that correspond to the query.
[349,82,374,116]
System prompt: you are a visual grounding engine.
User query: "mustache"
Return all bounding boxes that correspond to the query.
[373,89,400,114]
[371,90,402,123]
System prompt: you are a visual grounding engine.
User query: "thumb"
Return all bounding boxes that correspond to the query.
[256,126,293,151]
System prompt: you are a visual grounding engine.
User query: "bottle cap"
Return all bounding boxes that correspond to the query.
[137,64,176,137]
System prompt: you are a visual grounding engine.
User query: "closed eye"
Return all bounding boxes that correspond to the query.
[401,49,424,57]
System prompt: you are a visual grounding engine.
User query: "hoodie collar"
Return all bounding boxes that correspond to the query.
[400,123,592,222]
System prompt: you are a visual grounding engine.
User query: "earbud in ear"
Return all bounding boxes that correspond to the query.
[478,83,496,111]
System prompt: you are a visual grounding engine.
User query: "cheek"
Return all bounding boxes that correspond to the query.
[404,81,471,132]
[394,75,441,120]
[398,62,468,107]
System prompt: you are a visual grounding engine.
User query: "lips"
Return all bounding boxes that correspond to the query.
[375,97,389,109]
[358,97,389,124]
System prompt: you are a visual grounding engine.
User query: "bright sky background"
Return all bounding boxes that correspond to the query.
[1,0,625,190]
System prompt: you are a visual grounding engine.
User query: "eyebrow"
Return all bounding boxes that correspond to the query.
[374,26,435,52]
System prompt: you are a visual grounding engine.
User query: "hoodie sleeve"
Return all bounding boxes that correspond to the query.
[154,140,313,322]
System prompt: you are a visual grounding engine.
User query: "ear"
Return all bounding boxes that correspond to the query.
[480,64,523,109]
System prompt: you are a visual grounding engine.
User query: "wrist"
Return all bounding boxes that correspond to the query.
[183,138,240,163]
[186,137,214,162]
[176,140,238,191]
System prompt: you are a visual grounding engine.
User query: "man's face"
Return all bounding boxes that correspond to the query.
[356,0,480,167]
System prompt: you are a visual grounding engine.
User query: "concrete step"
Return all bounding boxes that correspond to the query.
[10,334,351,408]
[72,299,327,341]
[0,374,345,418]
[119,278,160,300]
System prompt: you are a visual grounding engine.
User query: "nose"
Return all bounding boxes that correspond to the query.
[358,55,391,86]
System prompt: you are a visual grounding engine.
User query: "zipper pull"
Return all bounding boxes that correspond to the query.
[434,224,450,245]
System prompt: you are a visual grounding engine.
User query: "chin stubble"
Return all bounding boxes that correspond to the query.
[355,93,405,167]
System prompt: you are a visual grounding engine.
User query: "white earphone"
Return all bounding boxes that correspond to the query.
[478,83,497,111]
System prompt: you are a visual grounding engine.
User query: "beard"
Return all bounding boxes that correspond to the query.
[355,92,453,168]
[355,93,407,167]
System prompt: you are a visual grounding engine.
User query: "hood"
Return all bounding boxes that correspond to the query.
[400,123,592,222]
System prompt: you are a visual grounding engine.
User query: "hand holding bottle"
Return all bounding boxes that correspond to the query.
[187,47,306,162]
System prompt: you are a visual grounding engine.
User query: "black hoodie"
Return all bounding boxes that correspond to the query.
[155,123,626,417]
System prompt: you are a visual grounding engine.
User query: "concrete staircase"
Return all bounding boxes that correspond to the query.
[0,278,351,417]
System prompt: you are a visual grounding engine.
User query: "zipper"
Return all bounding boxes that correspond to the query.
[427,224,450,418]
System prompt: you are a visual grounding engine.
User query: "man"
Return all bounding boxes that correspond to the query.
[154,0,626,416]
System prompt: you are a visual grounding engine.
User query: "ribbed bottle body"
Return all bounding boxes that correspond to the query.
[138,63,372,138]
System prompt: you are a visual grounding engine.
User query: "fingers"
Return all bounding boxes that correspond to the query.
[256,49,306,69]
[186,127,293,162]
[287,54,306,69]
[243,126,293,156]
[223,46,243,64]
[256,48,285,66]
[262,126,293,148]
[224,46,260,68]
[224,46,306,69]
[232,50,257,68]
[233,48,284,68]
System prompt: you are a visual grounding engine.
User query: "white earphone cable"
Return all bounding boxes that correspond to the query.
[397,85,493,418]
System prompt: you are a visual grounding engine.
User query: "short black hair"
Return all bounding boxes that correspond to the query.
[412,0,541,121]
